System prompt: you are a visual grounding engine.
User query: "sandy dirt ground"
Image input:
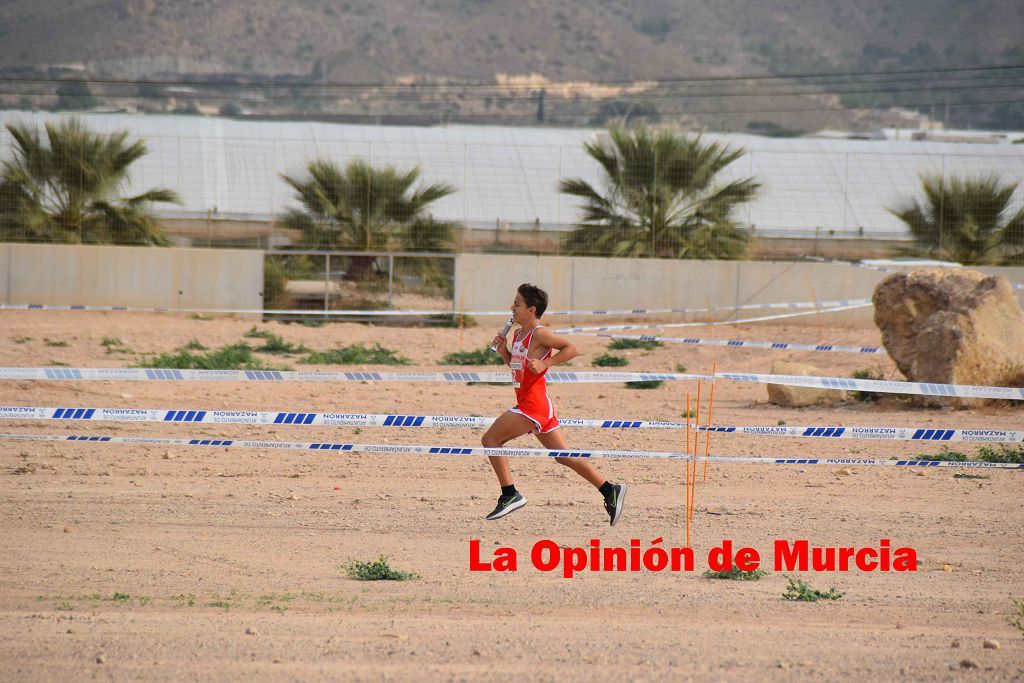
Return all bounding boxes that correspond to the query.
[1,309,1022,682]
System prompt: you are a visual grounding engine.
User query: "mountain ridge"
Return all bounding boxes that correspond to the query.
[1,0,1021,130]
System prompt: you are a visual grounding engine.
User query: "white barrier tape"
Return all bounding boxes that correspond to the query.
[0,367,685,383]
[554,303,872,333]
[4,405,1022,444]
[1,432,1020,469]
[715,371,1024,401]
[802,257,1024,291]
[494,299,871,317]
[0,298,872,318]
[0,406,672,430]
[703,425,1024,443]
[2,367,1021,400]
[578,332,887,355]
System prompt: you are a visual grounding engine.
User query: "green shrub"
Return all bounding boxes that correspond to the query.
[608,338,663,351]
[263,257,289,309]
[1009,596,1024,634]
[262,254,322,311]
[911,445,1024,464]
[912,447,969,462]
[593,353,629,367]
[703,568,766,580]
[101,337,133,354]
[783,575,843,602]
[976,444,1024,464]
[626,380,664,389]
[254,333,310,355]
[244,326,274,339]
[138,343,286,370]
[851,368,883,402]
[344,555,418,581]
[301,343,410,365]
[441,347,504,365]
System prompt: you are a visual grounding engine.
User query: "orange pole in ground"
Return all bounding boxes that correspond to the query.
[704,362,717,481]
[685,393,691,547]
[691,381,702,527]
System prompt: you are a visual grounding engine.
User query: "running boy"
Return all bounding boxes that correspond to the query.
[481,283,626,526]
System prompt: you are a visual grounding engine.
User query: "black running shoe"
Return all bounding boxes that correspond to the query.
[485,492,527,520]
[603,483,627,526]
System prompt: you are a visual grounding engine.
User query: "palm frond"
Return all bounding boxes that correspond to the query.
[890,173,1023,264]
[1,119,169,245]
[279,156,456,256]
[561,126,757,259]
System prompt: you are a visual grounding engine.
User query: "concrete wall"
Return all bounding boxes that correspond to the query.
[454,254,1024,326]
[0,244,10,304]
[3,247,1021,323]
[0,244,264,311]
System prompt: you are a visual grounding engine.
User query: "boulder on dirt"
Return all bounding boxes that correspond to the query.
[766,360,846,407]
[872,268,1024,407]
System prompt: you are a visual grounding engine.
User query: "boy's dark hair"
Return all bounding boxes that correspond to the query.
[517,283,548,318]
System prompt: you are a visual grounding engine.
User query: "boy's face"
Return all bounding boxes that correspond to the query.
[511,293,536,324]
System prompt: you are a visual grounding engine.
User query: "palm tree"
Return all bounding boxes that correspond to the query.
[279,158,456,279]
[559,125,759,259]
[889,174,1024,264]
[0,119,179,245]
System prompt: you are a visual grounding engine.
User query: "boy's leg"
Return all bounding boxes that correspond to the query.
[535,428,606,488]
[537,428,627,526]
[481,410,537,485]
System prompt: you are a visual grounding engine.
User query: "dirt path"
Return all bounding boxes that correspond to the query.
[1,311,1021,681]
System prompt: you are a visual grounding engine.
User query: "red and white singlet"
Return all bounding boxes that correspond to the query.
[509,325,559,433]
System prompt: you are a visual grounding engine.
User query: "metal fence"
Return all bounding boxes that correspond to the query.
[263,250,457,320]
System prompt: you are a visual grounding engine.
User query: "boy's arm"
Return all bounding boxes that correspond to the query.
[491,331,513,365]
[529,327,578,371]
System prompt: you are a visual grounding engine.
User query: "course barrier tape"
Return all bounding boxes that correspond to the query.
[0,406,676,429]
[713,371,1024,401]
[3,405,1022,444]
[801,257,1024,291]
[553,303,872,333]
[2,366,1022,400]
[576,332,887,355]
[1,432,1020,469]
[702,425,1024,443]
[0,297,873,318]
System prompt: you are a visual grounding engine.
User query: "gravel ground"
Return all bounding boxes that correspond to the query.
[1,310,1022,682]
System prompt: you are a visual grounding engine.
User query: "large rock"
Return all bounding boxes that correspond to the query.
[872,268,1024,407]
[766,361,846,407]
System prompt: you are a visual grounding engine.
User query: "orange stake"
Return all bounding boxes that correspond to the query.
[704,361,717,481]
[691,381,702,527]
[685,393,691,547]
